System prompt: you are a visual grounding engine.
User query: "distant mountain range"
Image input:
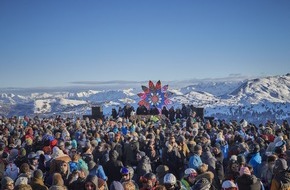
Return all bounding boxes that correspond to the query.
[0,74,290,125]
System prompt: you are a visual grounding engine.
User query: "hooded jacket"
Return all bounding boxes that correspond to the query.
[236,174,261,190]
[84,175,98,190]
[271,170,290,190]
[136,155,152,180]
[30,177,49,190]
[103,150,123,186]
[1,176,14,190]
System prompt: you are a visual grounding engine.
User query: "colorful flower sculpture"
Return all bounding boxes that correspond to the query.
[138,80,171,112]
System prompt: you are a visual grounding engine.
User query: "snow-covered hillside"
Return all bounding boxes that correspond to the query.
[0,74,289,124]
[229,74,290,104]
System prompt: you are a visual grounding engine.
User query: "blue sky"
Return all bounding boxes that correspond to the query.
[0,0,290,88]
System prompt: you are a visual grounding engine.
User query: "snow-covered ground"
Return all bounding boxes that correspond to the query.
[0,74,290,124]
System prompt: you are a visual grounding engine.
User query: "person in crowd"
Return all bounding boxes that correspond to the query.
[0,108,289,190]
[88,160,108,181]
[1,176,14,190]
[188,145,202,170]
[103,150,123,186]
[49,173,67,190]
[15,176,33,190]
[156,165,169,185]
[248,143,262,176]
[144,139,160,172]
[225,159,240,181]
[84,175,98,190]
[68,166,89,190]
[177,135,190,179]
[221,180,237,190]
[14,148,28,168]
[212,143,225,185]
[163,173,181,190]
[139,173,158,190]
[16,163,33,184]
[97,178,108,190]
[27,152,39,172]
[195,163,215,189]
[260,155,277,190]
[236,166,262,190]
[161,106,169,118]
[180,168,197,190]
[135,151,152,185]
[30,169,49,190]
[123,181,137,190]
[162,136,182,178]
[191,178,211,190]
[120,166,139,189]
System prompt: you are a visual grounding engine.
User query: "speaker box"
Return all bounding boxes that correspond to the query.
[92,106,103,119]
[195,107,204,120]
[83,115,92,120]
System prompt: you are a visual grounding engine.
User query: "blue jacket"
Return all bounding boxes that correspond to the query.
[188,154,202,170]
[89,165,108,181]
[249,152,262,176]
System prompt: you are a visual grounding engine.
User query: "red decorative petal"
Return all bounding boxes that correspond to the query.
[149,80,155,91]
[156,80,161,90]
[142,86,149,93]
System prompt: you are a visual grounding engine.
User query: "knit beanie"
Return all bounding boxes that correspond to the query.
[110,181,124,190]
[34,169,43,179]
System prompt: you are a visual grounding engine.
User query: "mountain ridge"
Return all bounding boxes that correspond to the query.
[0,74,289,124]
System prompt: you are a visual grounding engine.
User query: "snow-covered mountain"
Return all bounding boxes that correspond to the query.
[0,74,289,125]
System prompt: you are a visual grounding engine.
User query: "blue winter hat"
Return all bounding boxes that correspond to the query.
[120,167,129,175]
[69,162,78,172]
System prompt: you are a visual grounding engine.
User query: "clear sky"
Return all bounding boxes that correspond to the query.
[0,0,290,88]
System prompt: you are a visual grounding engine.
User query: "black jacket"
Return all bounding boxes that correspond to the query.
[236,174,261,190]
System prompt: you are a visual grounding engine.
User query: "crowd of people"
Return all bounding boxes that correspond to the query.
[0,103,290,190]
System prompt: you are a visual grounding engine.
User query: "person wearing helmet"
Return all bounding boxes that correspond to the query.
[221,180,237,190]
[180,168,197,190]
[163,173,181,190]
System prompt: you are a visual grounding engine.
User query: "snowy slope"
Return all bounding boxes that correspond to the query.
[0,74,289,124]
[229,74,290,104]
